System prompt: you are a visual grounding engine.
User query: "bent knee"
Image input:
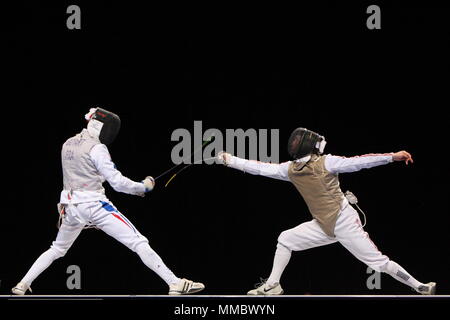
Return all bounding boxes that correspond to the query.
[277,230,294,251]
[128,236,150,253]
[135,242,153,255]
[49,246,69,259]
[378,260,394,273]
[368,259,391,273]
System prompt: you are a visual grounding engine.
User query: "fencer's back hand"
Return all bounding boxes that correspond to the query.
[143,176,155,192]
[217,151,232,166]
[392,151,414,165]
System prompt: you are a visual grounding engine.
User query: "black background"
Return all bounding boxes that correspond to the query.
[1,1,449,301]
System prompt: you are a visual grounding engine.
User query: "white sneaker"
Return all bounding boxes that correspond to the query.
[247,279,284,295]
[11,282,32,295]
[415,282,436,295]
[168,278,205,295]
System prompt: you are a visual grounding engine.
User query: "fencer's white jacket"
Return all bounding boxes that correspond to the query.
[227,153,393,180]
[60,129,146,204]
[226,153,393,229]
[227,153,393,181]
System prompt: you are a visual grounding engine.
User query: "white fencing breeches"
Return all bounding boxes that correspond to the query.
[55,201,150,254]
[268,204,424,290]
[268,203,385,286]
[20,201,179,287]
[276,203,389,271]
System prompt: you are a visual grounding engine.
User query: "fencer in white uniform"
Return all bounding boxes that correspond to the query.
[12,108,204,295]
[218,127,436,295]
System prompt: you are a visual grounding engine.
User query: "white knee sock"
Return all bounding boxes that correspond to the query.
[381,260,423,290]
[135,243,180,286]
[21,248,61,286]
[267,243,292,286]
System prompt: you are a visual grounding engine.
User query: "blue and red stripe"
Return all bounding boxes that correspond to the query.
[100,201,137,233]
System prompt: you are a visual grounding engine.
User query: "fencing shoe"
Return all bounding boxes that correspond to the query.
[247,279,284,295]
[168,278,205,295]
[415,282,436,295]
[11,282,32,295]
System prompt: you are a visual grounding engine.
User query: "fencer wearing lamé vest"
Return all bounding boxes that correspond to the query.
[288,154,344,237]
[62,129,105,195]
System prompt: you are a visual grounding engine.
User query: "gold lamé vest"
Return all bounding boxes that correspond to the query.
[288,155,345,237]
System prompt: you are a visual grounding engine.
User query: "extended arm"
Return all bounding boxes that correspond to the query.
[90,144,151,195]
[325,151,413,174]
[217,152,291,181]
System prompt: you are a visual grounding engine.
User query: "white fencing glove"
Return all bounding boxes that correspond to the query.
[142,176,155,192]
[217,151,233,166]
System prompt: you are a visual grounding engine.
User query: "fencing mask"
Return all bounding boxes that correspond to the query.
[85,108,121,145]
[287,127,327,159]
